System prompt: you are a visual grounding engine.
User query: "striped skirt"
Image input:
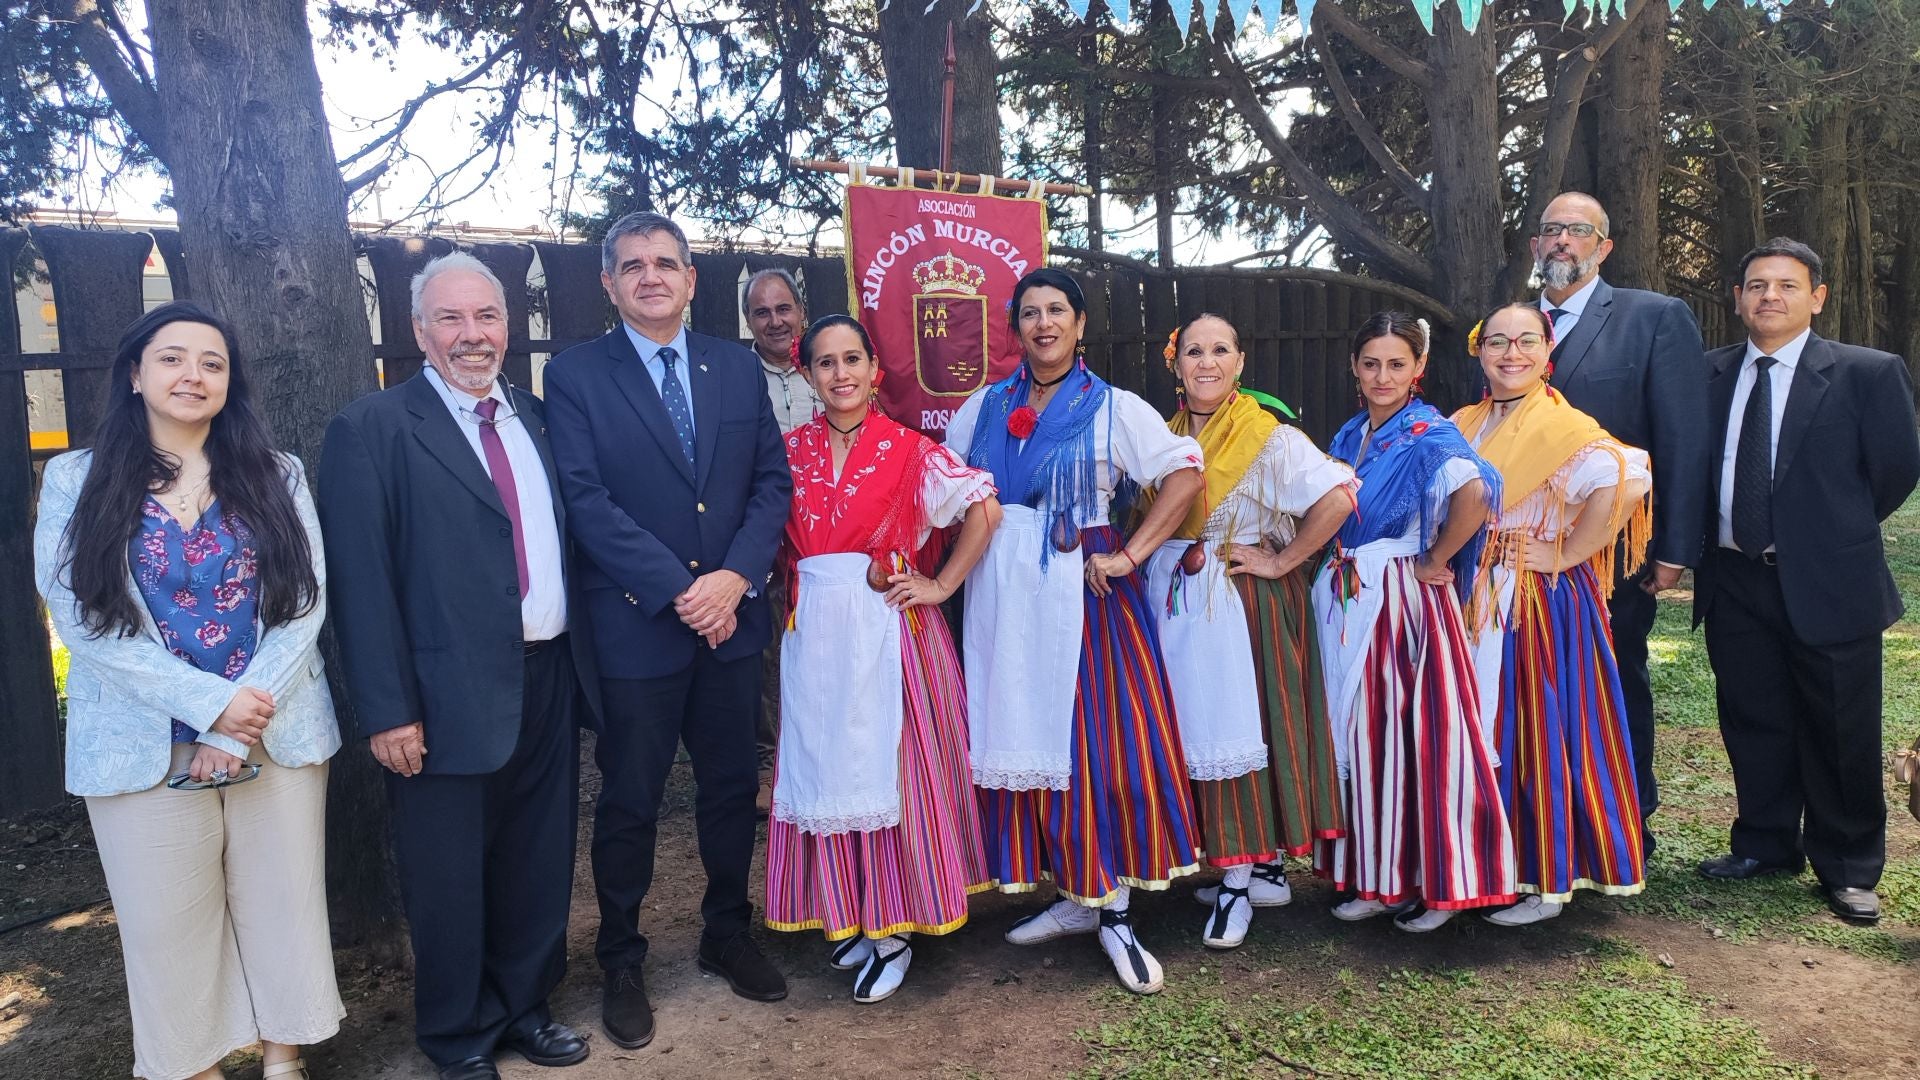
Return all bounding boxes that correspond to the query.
[1496,564,1645,901]
[1192,567,1345,866]
[980,525,1202,906]
[765,606,990,940]
[1315,558,1516,909]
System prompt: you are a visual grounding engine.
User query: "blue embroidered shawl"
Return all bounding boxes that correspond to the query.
[1327,399,1501,600]
[966,363,1111,567]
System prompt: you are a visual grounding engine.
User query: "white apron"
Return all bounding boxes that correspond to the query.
[1144,539,1269,781]
[772,552,904,835]
[963,505,1083,790]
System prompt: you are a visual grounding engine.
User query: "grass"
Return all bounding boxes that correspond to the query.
[1075,938,1813,1080]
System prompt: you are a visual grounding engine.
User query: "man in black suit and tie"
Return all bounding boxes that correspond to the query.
[543,212,791,1050]
[1530,192,1711,837]
[319,254,597,1080]
[1694,238,1920,922]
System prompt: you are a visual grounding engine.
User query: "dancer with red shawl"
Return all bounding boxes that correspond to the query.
[764,315,1003,1003]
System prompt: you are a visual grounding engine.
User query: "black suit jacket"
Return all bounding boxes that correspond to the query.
[1547,278,1711,568]
[317,373,600,775]
[1693,334,1920,646]
[542,326,791,681]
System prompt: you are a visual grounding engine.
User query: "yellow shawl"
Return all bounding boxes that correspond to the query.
[1165,390,1276,541]
[1452,385,1651,597]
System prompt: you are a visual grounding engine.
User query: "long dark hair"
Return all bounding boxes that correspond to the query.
[62,301,318,638]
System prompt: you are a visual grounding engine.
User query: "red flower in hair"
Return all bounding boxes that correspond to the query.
[1007,406,1039,440]
[788,337,804,370]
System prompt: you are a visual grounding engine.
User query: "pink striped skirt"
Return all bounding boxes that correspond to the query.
[765,606,990,939]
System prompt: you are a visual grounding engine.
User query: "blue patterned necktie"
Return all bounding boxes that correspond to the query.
[657,345,695,467]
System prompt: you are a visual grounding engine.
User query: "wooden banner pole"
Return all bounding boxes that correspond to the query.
[789,158,1091,197]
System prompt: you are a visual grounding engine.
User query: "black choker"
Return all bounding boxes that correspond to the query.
[1029,366,1073,389]
[1186,406,1218,418]
[825,414,866,436]
[1491,393,1528,404]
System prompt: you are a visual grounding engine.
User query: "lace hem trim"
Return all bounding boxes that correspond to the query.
[771,798,902,837]
[1183,744,1271,782]
[971,766,1072,791]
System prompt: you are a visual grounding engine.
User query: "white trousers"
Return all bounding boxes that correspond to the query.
[85,744,343,1080]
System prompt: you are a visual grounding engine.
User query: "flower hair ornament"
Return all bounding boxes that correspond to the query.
[1162,328,1180,370]
[1465,318,1486,354]
[788,337,805,370]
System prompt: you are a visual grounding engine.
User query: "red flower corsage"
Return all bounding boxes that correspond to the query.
[1007,406,1039,439]
[1410,421,1430,436]
[788,337,804,370]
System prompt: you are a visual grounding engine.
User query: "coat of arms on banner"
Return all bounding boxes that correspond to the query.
[912,251,990,396]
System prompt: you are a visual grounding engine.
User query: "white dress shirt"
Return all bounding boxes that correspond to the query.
[1716,328,1809,552]
[623,323,697,438]
[1539,274,1602,341]
[422,366,568,640]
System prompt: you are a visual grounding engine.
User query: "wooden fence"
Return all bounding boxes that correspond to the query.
[0,225,1497,817]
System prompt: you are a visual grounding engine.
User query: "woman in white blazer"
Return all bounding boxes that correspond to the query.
[33,301,342,1080]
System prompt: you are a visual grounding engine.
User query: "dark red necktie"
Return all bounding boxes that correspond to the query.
[475,398,529,597]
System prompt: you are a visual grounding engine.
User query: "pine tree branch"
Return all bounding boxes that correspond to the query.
[1202,32,1435,293]
[1317,35,1431,215]
[1312,2,1434,90]
[60,0,168,163]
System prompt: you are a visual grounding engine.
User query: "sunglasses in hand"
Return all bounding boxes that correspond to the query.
[166,763,263,790]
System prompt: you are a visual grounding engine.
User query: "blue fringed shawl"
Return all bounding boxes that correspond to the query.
[966,363,1111,568]
[1327,399,1501,602]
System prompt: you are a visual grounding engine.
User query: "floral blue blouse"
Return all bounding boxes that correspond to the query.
[129,497,260,743]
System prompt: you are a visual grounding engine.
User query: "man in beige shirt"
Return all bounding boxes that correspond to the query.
[742,268,818,810]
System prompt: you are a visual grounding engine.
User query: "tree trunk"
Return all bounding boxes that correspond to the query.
[1081,1,1105,251]
[145,0,403,964]
[1424,17,1507,407]
[1595,0,1668,292]
[1889,187,1920,389]
[1795,106,1864,343]
[877,0,1000,175]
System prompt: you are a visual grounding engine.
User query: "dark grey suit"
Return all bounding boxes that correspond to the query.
[1693,335,1919,889]
[1546,278,1710,820]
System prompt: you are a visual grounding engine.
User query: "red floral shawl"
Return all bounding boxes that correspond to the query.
[781,414,975,595]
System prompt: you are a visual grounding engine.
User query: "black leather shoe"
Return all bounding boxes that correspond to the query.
[697,931,789,1001]
[438,1056,499,1080]
[1827,887,1882,922]
[602,967,654,1050]
[1697,853,1801,880]
[502,1020,590,1067]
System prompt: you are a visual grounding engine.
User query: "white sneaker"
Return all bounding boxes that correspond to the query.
[1393,905,1457,933]
[1098,908,1164,995]
[1482,896,1564,927]
[1193,863,1293,908]
[1330,896,1415,922]
[1201,879,1255,950]
[852,935,912,1003]
[1005,898,1098,945]
[829,935,875,971]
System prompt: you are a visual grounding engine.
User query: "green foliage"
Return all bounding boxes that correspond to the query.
[0,1,151,222]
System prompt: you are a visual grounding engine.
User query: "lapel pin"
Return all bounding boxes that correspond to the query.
[700,363,709,372]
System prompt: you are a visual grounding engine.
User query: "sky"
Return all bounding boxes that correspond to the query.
[63,5,1303,265]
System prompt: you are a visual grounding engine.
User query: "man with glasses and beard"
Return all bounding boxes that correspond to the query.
[319,253,598,1079]
[1525,192,1710,849]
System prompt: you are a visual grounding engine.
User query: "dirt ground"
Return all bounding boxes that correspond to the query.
[4,736,1918,1080]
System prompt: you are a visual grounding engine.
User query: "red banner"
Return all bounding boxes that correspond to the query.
[845,184,1048,437]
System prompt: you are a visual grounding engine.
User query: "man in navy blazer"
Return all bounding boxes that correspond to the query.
[543,212,792,1050]
[1693,238,1920,922]
[1529,192,1711,838]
